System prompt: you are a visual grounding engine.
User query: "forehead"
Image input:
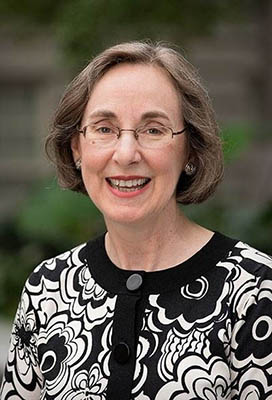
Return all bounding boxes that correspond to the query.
[83,63,182,123]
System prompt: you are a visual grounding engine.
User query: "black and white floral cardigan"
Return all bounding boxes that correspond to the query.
[1,232,272,399]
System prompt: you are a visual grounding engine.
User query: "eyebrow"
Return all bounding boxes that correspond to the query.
[141,111,170,122]
[87,109,171,122]
[87,110,117,120]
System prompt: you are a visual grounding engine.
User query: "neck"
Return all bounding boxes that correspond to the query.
[104,205,212,271]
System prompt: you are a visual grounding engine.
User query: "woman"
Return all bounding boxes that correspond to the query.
[1,41,272,400]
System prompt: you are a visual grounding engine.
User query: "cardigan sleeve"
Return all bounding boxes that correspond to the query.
[229,252,272,399]
[0,283,44,400]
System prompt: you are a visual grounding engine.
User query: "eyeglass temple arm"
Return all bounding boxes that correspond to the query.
[172,126,187,137]
[76,125,86,135]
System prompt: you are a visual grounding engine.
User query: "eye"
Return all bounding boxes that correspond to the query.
[95,125,115,135]
[145,126,164,135]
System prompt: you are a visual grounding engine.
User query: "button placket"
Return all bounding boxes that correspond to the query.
[106,274,144,399]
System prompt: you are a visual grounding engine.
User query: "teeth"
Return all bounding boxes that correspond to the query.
[108,178,149,189]
[111,179,120,186]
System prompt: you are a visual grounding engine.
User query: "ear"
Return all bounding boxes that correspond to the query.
[70,134,81,162]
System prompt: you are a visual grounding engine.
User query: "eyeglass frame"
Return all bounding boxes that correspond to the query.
[76,123,187,144]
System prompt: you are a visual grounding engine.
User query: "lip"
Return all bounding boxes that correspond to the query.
[105,175,151,198]
[107,175,150,180]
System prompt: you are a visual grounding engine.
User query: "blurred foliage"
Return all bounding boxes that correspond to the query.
[0,0,256,69]
[0,181,105,319]
[16,180,105,249]
[184,201,272,255]
[221,123,254,163]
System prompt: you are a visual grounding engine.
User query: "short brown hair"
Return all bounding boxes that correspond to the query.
[46,41,224,204]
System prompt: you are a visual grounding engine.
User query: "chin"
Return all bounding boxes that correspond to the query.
[103,206,150,225]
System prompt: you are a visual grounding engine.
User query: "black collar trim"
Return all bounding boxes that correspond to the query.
[86,232,238,295]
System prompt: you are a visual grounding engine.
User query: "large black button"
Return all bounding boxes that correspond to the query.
[113,342,130,364]
[126,273,143,291]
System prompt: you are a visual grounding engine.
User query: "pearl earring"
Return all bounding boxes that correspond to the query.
[75,159,81,170]
[184,162,196,176]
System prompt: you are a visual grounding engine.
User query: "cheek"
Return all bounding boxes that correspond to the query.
[81,148,110,174]
[80,152,109,197]
[154,147,184,179]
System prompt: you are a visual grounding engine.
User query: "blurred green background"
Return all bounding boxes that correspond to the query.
[0,0,271,322]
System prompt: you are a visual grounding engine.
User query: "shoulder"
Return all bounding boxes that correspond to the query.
[25,241,89,292]
[225,238,272,278]
[25,234,105,291]
[215,236,272,317]
[210,233,272,305]
[14,236,107,334]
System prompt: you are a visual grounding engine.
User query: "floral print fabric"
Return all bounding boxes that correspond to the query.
[1,234,272,399]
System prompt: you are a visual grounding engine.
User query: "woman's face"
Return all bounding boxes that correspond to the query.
[71,63,188,225]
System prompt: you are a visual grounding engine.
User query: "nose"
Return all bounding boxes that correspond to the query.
[112,130,142,166]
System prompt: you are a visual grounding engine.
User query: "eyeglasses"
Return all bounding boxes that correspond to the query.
[77,123,187,149]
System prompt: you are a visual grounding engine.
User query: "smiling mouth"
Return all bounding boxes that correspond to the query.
[106,177,151,192]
